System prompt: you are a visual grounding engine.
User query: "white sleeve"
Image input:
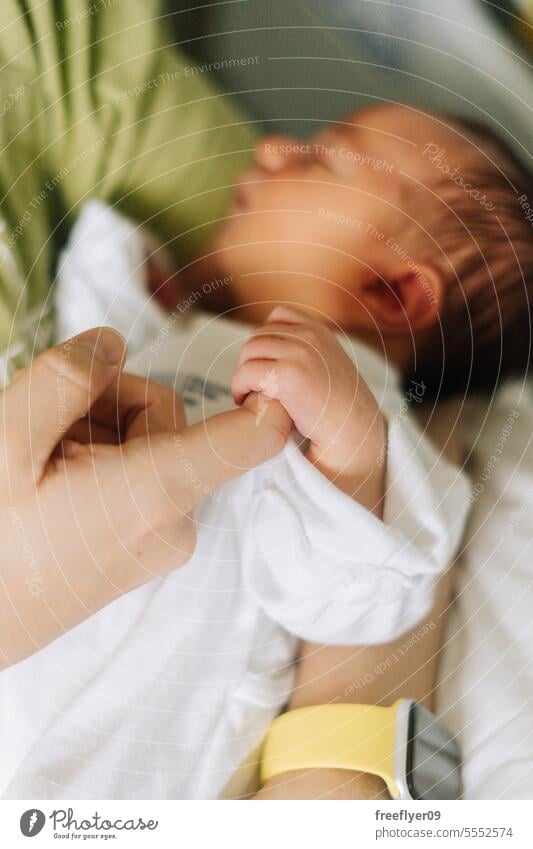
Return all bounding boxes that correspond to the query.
[241,418,470,645]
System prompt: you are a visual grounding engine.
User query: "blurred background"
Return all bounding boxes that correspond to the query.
[166,0,531,164]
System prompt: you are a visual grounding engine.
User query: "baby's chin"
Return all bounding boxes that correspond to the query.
[208,225,365,328]
[208,229,277,281]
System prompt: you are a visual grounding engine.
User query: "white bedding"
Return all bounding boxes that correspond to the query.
[438,382,533,799]
[54,201,533,799]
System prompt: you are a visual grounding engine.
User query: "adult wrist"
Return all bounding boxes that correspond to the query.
[255,768,389,800]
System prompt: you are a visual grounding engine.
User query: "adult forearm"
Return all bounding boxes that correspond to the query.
[255,568,454,799]
[290,569,453,713]
[0,331,291,670]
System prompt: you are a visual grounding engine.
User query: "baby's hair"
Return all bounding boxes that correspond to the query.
[404,117,533,400]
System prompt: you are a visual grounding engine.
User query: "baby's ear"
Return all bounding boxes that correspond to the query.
[362,263,442,332]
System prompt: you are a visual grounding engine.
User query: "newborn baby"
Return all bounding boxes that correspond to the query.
[3,100,530,800]
[0,199,468,800]
[188,104,532,401]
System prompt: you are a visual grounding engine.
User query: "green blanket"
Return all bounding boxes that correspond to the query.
[0,0,255,375]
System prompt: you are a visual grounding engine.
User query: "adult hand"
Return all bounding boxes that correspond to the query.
[0,328,291,669]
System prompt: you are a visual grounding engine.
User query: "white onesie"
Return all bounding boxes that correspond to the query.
[0,202,469,799]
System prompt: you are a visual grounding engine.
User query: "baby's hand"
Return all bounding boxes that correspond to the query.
[232,306,386,498]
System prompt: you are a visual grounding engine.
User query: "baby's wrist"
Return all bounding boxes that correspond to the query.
[305,415,387,516]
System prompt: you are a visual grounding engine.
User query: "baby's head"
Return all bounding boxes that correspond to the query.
[209,104,532,398]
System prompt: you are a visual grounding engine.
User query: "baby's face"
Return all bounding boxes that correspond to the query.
[211,105,483,327]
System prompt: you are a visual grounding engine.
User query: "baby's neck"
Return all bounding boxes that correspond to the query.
[181,265,414,374]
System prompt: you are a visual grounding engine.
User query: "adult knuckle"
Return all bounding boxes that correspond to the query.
[42,347,91,396]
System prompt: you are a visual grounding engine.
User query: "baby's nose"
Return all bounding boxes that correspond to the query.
[255,136,311,172]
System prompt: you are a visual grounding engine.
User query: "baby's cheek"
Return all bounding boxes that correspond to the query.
[327,285,369,332]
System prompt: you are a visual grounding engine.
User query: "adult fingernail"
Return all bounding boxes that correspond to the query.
[78,328,126,366]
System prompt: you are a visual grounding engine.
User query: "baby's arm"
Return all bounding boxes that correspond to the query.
[232,306,468,647]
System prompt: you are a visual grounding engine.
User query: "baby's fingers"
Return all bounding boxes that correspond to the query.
[236,334,304,370]
[232,360,286,406]
[265,305,312,325]
[250,318,327,350]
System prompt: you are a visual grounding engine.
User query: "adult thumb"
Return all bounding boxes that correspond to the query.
[136,393,292,513]
[2,327,125,481]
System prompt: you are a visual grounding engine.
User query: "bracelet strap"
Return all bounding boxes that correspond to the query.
[260,701,403,798]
